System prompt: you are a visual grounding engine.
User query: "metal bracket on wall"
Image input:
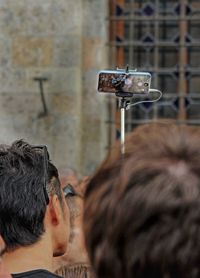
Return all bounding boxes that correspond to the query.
[33,77,49,117]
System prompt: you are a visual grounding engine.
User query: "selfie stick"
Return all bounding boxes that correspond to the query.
[115,66,162,155]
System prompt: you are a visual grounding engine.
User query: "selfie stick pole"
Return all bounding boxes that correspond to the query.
[121,105,125,154]
[119,97,130,155]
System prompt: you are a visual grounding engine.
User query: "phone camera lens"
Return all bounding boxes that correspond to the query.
[144,82,149,87]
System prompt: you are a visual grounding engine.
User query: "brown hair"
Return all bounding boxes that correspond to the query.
[55,263,95,278]
[84,122,200,278]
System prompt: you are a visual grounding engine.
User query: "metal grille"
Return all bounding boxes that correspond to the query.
[108,0,200,143]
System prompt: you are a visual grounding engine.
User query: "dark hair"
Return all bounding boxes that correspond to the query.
[0,140,63,251]
[84,123,200,278]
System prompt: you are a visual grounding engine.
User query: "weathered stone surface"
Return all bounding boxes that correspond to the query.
[48,67,82,96]
[51,115,82,171]
[25,2,55,36]
[0,66,27,93]
[0,5,26,36]
[0,0,108,175]
[81,141,106,174]
[0,36,11,66]
[82,0,108,38]
[83,38,107,70]
[54,35,81,67]
[52,94,78,115]
[13,37,54,67]
[0,92,41,115]
[51,0,82,36]
[80,0,108,174]
[26,68,52,94]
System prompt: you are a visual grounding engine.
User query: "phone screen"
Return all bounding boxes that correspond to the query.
[98,71,151,94]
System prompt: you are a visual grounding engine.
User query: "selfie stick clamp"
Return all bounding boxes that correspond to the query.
[114,65,131,154]
[115,65,133,154]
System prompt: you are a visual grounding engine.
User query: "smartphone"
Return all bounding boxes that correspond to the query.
[97,70,151,96]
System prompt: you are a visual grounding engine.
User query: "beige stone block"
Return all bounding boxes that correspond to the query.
[54,35,81,67]
[13,37,53,67]
[25,2,54,36]
[52,94,76,115]
[82,0,108,38]
[0,66,27,93]
[83,38,107,70]
[48,67,82,96]
[83,38,100,70]
[0,36,11,66]
[26,68,52,93]
[0,2,27,36]
[51,115,81,170]
[81,141,106,174]
[82,118,102,142]
[51,0,82,36]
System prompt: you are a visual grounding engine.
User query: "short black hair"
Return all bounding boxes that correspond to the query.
[0,139,62,251]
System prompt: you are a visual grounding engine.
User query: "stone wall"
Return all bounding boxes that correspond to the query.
[0,0,108,175]
[81,0,109,173]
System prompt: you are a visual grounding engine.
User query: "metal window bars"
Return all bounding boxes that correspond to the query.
[107,0,200,147]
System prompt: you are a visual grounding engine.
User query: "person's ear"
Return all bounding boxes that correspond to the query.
[0,236,5,250]
[0,236,5,256]
[49,194,62,226]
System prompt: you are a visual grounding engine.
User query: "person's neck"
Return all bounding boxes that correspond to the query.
[3,233,53,274]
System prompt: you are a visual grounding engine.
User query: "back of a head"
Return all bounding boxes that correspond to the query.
[0,140,62,251]
[84,123,200,278]
[55,263,94,278]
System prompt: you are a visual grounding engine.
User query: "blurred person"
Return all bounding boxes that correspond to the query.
[59,166,89,197]
[54,180,94,278]
[59,167,79,189]
[0,140,70,278]
[84,122,200,278]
